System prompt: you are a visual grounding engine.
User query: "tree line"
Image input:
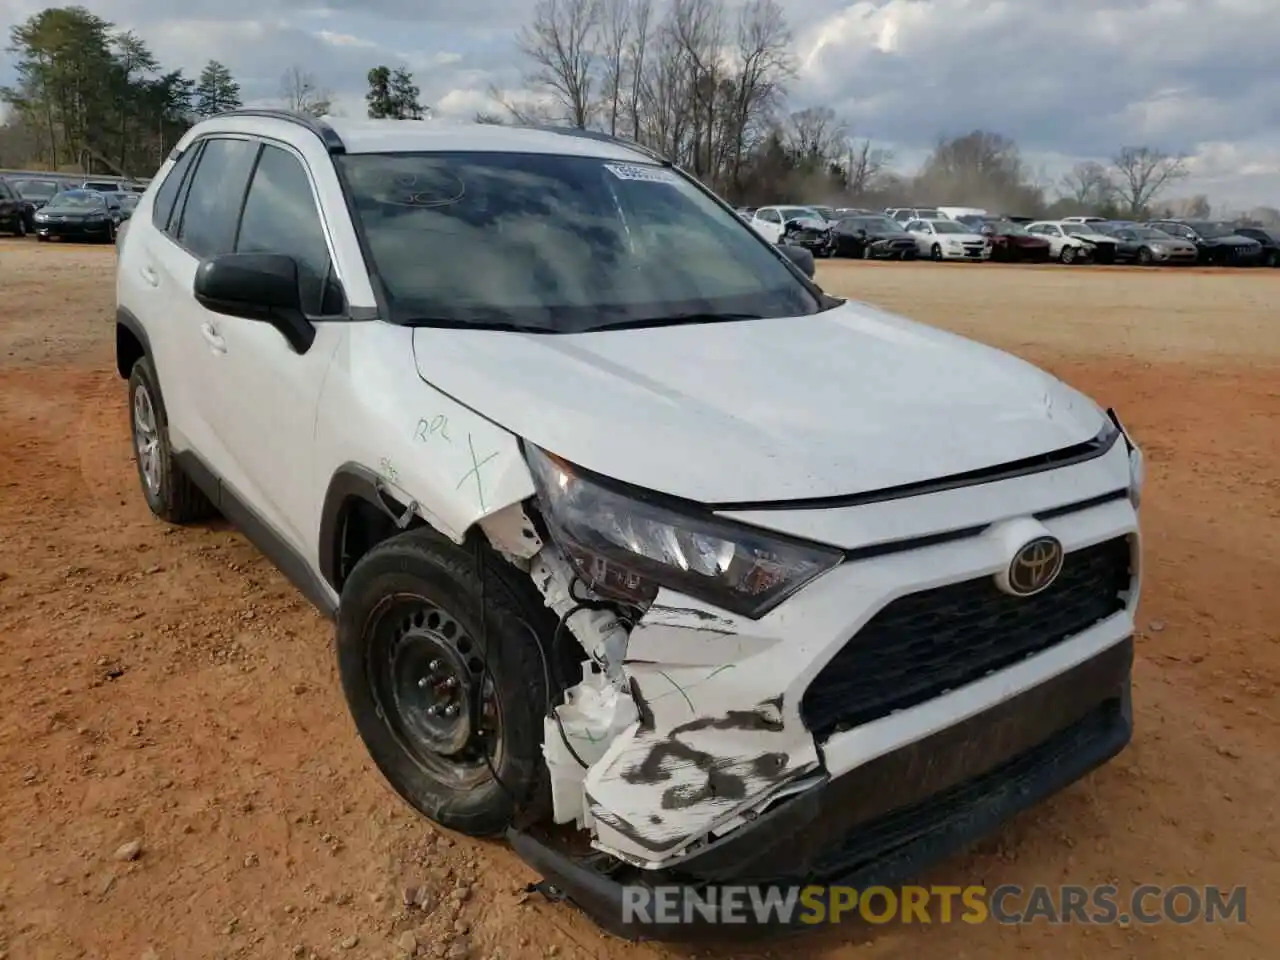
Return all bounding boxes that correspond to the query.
[0,6,417,178]
[493,0,1280,222]
[2,2,1275,224]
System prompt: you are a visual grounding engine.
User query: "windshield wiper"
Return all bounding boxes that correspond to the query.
[399,317,548,333]
[590,312,765,332]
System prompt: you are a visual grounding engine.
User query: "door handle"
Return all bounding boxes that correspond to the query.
[139,265,159,287]
[200,322,226,353]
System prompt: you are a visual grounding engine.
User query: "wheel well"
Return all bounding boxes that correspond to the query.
[116,323,145,378]
[331,493,427,592]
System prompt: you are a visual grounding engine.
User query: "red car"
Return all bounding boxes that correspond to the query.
[960,216,1052,262]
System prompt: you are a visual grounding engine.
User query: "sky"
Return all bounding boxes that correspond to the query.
[2,0,1280,210]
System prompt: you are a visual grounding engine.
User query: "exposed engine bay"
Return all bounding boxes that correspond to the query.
[476,460,821,871]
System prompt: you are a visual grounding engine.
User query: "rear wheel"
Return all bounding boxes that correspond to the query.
[336,530,555,836]
[128,356,217,524]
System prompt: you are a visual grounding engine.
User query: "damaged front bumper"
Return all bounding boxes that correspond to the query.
[507,433,1141,939]
[512,637,1133,941]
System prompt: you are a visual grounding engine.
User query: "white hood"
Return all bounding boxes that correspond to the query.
[411,301,1105,504]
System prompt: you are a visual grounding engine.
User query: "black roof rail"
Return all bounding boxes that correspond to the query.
[212,108,345,154]
[514,124,671,166]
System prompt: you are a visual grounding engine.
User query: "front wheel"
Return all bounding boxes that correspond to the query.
[931,243,943,261]
[336,530,555,837]
[1060,245,1076,264]
[1137,246,1153,265]
[862,244,874,260]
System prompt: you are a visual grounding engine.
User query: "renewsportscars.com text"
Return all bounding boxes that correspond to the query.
[621,884,1247,926]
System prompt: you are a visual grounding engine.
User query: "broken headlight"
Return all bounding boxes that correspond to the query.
[524,445,842,618]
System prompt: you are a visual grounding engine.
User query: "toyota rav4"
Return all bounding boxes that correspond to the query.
[114,110,1144,939]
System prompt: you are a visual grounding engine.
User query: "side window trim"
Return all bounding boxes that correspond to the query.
[158,141,203,234]
[241,134,349,297]
[233,139,348,320]
[165,140,204,237]
[172,134,261,257]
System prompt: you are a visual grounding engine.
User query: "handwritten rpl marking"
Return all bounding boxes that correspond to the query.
[456,433,499,511]
[413,414,451,443]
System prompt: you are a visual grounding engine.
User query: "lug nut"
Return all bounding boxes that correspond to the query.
[443,705,458,718]
[443,677,458,689]
[425,705,438,716]
[429,659,441,671]
[417,678,428,688]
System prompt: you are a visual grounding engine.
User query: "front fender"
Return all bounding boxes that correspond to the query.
[311,322,537,588]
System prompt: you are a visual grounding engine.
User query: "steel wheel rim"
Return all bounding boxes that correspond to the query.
[366,594,504,788]
[132,384,161,494]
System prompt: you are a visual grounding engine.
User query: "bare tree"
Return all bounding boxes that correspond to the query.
[623,0,653,140]
[723,0,793,188]
[280,66,331,117]
[1060,160,1114,208]
[598,0,632,135]
[1111,146,1189,217]
[515,0,600,128]
[843,137,893,195]
[474,111,505,124]
[786,106,844,162]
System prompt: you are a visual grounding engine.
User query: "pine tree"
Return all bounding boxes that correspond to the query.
[389,68,424,120]
[366,66,394,118]
[194,60,241,118]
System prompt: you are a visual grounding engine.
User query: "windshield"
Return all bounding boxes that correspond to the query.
[846,216,902,232]
[1183,221,1236,239]
[930,221,969,234]
[13,179,60,200]
[1131,226,1175,240]
[338,152,822,331]
[1062,224,1098,236]
[120,195,139,209]
[48,190,106,209]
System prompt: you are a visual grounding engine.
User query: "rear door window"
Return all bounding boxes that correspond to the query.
[175,137,260,258]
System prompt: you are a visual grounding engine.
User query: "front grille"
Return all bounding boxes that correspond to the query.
[800,536,1132,738]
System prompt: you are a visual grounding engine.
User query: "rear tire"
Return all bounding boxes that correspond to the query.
[128,356,217,524]
[336,529,555,837]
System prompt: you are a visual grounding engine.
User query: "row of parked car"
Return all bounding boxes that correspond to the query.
[736,204,1280,267]
[0,173,148,242]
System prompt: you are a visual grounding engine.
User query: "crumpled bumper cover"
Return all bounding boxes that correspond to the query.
[509,638,1133,942]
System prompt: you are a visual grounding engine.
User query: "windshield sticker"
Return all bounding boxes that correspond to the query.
[603,163,680,184]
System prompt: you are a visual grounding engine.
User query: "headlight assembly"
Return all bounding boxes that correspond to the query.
[524,445,843,618]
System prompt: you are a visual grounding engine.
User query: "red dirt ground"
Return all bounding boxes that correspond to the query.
[1,243,1277,959]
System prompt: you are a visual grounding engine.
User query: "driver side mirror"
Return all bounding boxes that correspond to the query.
[776,243,815,278]
[194,253,316,354]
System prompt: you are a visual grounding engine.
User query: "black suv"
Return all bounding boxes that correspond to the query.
[1146,219,1263,265]
[0,178,28,237]
[1231,226,1280,267]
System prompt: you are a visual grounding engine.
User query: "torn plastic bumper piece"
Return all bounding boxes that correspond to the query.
[508,638,1134,942]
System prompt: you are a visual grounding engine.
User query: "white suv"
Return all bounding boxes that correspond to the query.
[115,110,1144,938]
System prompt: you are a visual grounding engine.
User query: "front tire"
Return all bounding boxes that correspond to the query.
[1137,246,1153,265]
[1060,245,1076,264]
[128,356,217,524]
[931,243,943,261]
[336,530,555,837]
